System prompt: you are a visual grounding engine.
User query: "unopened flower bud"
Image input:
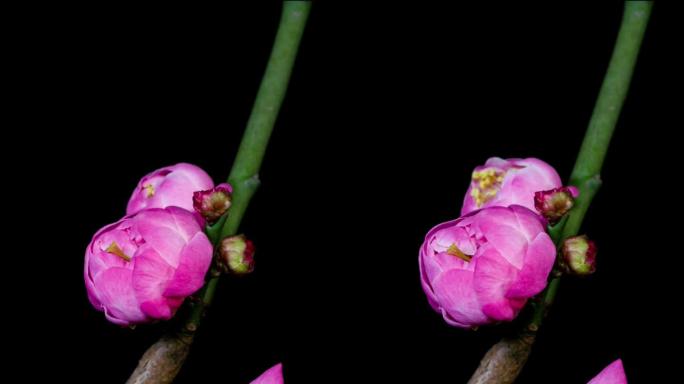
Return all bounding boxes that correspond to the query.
[461,157,563,215]
[561,235,596,275]
[193,183,233,223]
[420,205,556,328]
[218,234,255,275]
[534,186,579,225]
[127,163,214,216]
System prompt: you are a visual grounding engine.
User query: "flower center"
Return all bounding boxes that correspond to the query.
[143,184,155,198]
[549,192,573,211]
[211,192,231,210]
[447,243,473,262]
[470,168,505,207]
[106,241,131,262]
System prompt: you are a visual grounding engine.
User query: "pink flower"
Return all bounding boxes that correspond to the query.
[462,157,562,215]
[84,207,213,326]
[587,359,627,384]
[419,205,556,328]
[251,363,283,384]
[127,163,214,215]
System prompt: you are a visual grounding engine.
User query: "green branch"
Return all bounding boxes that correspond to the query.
[126,3,311,383]
[529,0,652,329]
[187,0,311,331]
[469,3,652,382]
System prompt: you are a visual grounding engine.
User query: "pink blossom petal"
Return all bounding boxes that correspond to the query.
[507,232,555,298]
[126,163,214,215]
[461,157,562,214]
[158,168,212,210]
[587,359,627,384]
[133,209,187,267]
[86,223,135,278]
[473,206,529,266]
[166,206,204,241]
[164,232,213,297]
[132,248,176,320]
[418,258,440,312]
[433,269,487,326]
[251,363,284,384]
[510,205,546,241]
[516,158,563,187]
[93,267,146,325]
[473,248,519,321]
[461,185,478,215]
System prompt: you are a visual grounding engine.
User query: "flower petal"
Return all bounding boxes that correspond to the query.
[133,209,187,267]
[132,247,176,320]
[93,267,145,325]
[164,232,213,298]
[507,232,556,299]
[432,269,487,327]
[251,363,284,384]
[475,208,527,269]
[419,245,441,312]
[509,205,546,241]
[587,359,627,384]
[473,248,521,321]
[158,166,213,211]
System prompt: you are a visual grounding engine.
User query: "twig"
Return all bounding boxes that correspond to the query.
[467,2,652,383]
[125,2,311,383]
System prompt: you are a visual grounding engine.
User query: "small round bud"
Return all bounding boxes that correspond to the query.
[561,235,597,275]
[193,183,233,223]
[534,186,578,225]
[218,234,255,275]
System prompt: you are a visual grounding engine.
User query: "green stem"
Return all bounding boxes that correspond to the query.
[529,0,651,329]
[184,0,311,331]
[569,1,653,186]
[221,1,311,239]
[530,278,560,328]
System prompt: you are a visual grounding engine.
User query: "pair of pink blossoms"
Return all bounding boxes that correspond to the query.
[84,163,226,325]
[250,360,627,384]
[420,157,574,328]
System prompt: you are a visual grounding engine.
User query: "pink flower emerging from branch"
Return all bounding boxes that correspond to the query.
[127,163,214,216]
[251,363,283,384]
[419,206,556,328]
[587,359,627,384]
[84,207,213,326]
[534,186,579,225]
[462,157,562,215]
[193,183,233,223]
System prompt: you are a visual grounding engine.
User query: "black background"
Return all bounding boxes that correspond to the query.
[23,1,679,383]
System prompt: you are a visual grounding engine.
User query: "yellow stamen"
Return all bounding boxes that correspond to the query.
[471,168,506,207]
[143,184,155,198]
[447,244,473,262]
[106,242,131,262]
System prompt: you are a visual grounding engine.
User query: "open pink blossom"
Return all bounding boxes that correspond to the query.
[127,163,214,215]
[84,207,213,326]
[588,359,627,384]
[251,363,283,384]
[462,157,562,215]
[419,205,556,328]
